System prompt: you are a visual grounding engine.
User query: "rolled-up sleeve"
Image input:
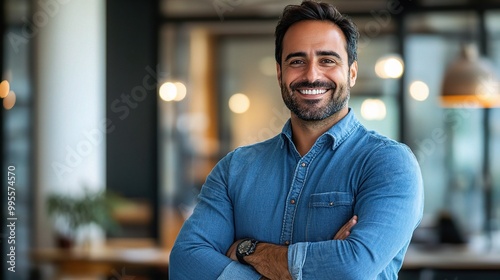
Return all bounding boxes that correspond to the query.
[288,242,308,279]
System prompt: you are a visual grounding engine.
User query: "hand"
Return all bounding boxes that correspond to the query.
[333,215,357,240]
[226,239,240,261]
[226,239,290,279]
[247,243,291,280]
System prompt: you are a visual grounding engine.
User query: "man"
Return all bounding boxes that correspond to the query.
[169,1,423,279]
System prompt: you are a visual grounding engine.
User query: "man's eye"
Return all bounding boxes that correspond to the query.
[322,59,335,64]
[290,60,304,65]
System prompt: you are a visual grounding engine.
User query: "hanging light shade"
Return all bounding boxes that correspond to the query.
[441,43,500,108]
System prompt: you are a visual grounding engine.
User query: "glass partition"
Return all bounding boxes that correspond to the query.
[405,10,500,244]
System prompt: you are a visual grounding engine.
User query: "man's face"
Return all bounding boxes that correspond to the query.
[277,20,358,121]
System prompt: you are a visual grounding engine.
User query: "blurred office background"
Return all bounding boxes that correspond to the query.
[1,0,500,279]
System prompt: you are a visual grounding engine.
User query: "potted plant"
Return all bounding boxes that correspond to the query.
[46,188,121,248]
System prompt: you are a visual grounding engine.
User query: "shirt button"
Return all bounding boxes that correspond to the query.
[284,240,290,245]
[301,162,306,167]
[290,199,296,204]
[329,202,334,206]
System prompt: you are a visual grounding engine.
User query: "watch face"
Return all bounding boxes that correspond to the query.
[238,239,253,254]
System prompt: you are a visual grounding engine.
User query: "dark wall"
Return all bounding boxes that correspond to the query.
[106,0,159,238]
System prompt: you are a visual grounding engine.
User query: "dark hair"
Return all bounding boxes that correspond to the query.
[275,0,359,66]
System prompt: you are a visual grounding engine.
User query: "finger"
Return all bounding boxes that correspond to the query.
[333,215,358,240]
[340,216,357,233]
[334,229,350,240]
[226,241,238,259]
[336,220,355,239]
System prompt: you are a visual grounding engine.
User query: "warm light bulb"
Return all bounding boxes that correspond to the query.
[229,93,250,114]
[409,81,429,101]
[159,82,177,102]
[375,55,404,79]
[361,99,386,120]
[3,91,16,110]
[385,58,404,78]
[0,80,10,98]
[173,82,187,101]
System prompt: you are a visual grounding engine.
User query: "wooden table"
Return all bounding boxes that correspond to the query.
[31,247,170,279]
[403,244,500,270]
[402,244,500,279]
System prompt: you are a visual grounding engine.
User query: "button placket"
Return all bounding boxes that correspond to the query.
[280,137,326,245]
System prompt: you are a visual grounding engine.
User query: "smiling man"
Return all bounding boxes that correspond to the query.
[169,1,423,279]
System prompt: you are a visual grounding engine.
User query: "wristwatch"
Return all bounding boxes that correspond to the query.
[236,238,259,265]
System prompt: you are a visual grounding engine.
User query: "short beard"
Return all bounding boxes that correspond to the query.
[281,79,350,121]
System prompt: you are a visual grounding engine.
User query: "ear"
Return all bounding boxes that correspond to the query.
[349,61,358,87]
[276,62,282,85]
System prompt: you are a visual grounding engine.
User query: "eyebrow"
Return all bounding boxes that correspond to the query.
[284,50,343,62]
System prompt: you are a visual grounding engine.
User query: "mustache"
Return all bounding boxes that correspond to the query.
[290,80,336,91]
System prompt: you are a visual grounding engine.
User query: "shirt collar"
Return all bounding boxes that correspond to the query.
[280,108,361,150]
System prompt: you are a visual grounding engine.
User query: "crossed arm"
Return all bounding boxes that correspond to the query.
[170,145,423,279]
[225,216,358,280]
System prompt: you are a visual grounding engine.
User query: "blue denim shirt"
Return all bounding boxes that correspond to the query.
[170,110,424,280]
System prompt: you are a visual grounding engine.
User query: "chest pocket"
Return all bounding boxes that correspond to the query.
[306,192,354,241]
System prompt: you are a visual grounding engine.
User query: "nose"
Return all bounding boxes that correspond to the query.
[305,61,321,82]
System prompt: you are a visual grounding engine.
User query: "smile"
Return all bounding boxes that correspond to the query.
[298,89,328,95]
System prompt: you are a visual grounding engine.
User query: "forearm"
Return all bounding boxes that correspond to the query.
[229,216,357,280]
[247,240,366,280]
[245,243,292,280]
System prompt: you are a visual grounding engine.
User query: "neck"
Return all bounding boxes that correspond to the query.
[290,107,348,156]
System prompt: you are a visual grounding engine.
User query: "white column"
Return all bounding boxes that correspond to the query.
[34,0,106,248]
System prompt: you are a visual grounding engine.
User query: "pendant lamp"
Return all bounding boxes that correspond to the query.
[441,43,500,108]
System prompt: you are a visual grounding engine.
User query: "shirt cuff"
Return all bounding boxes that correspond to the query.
[288,242,309,280]
[217,261,262,280]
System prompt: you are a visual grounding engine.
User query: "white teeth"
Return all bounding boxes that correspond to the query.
[299,89,327,95]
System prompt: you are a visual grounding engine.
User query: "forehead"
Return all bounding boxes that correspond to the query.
[282,20,347,57]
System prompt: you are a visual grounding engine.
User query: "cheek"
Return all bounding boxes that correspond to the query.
[282,69,303,85]
[328,68,349,82]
